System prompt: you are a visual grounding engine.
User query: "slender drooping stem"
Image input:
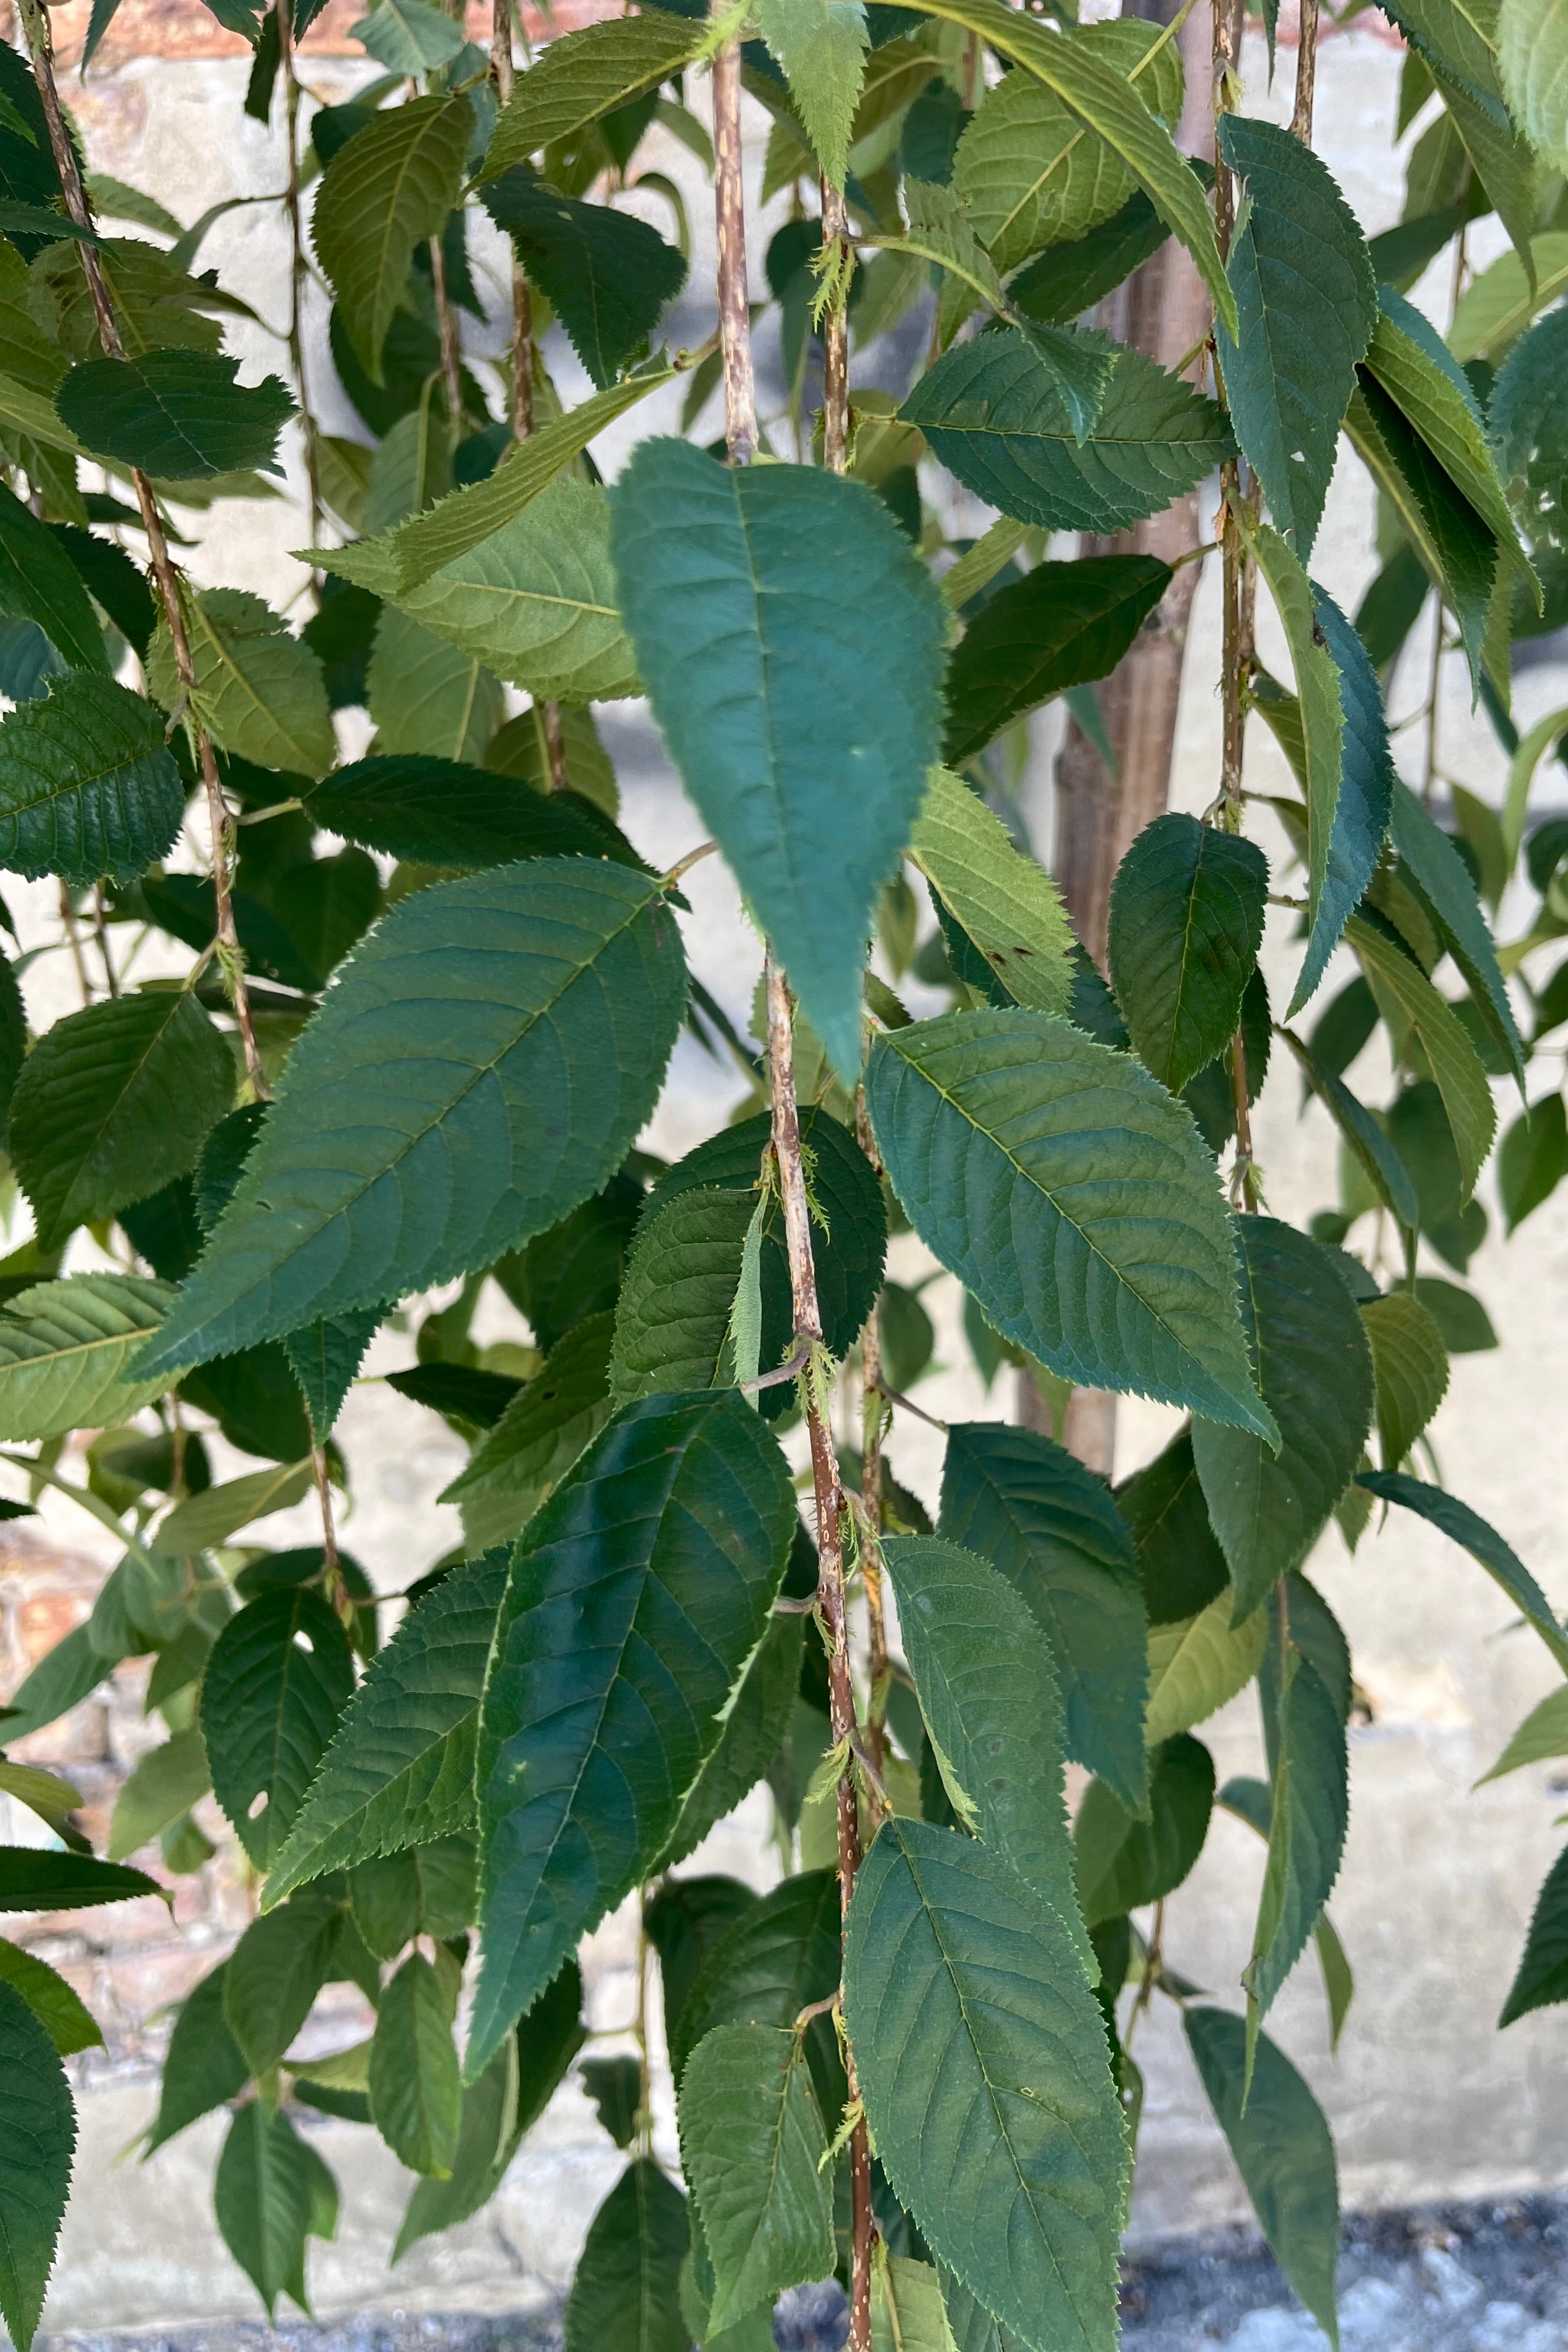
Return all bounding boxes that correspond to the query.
[311,1444,353,1628]
[276,0,322,556]
[1290,0,1319,143]
[712,33,758,466]
[491,0,537,439]
[854,1093,889,1775]
[428,231,465,431]
[819,179,851,475]
[17,0,269,1103]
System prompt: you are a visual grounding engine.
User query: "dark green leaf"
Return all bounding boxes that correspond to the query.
[0,1273,173,1444]
[482,173,686,389]
[1008,188,1172,326]
[1107,813,1268,1096]
[0,677,184,887]
[222,1887,342,2075]
[0,1940,100,2058]
[370,1952,462,2176]
[1115,1426,1229,1626]
[1500,1842,1568,2024]
[1349,914,1496,1196]
[201,1586,356,1867]
[137,862,688,1378]
[901,325,1233,536]
[1192,1218,1374,1624]
[609,1186,753,1403]
[305,753,632,872]
[672,1870,842,2123]
[55,351,294,480]
[645,1874,757,2059]
[1278,1027,1420,1232]
[147,588,334,780]
[658,1611,804,1870]
[0,1848,162,1911]
[1499,1092,1568,1232]
[312,96,471,380]
[1389,776,1524,1079]
[385,1360,522,1430]
[212,2103,323,2320]
[145,1962,248,2154]
[470,1392,796,2076]
[1215,116,1375,559]
[0,1981,74,2352]
[884,1532,1092,1974]
[480,11,709,173]
[493,1169,643,1353]
[0,484,109,676]
[1248,1626,1348,2023]
[349,1834,476,1957]
[563,2159,689,2352]
[265,1548,507,1904]
[1357,1469,1568,1668]
[679,2023,833,2331]
[1074,1733,1214,1927]
[440,1311,614,1554]
[844,1817,1127,2352]
[939,1421,1147,1814]
[1347,375,1497,696]
[1413,1273,1496,1351]
[869,1010,1271,1437]
[1289,590,1395,1016]
[943,555,1169,764]
[581,2053,642,2150]
[284,1306,382,1438]
[1183,2005,1340,2348]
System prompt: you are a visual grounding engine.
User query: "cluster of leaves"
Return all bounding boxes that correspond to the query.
[0,0,1564,2348]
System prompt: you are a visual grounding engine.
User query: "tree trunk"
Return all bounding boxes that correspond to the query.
[1019,0,1217,1475]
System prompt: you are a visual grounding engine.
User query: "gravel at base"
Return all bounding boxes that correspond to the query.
[33,2194,1568,2352]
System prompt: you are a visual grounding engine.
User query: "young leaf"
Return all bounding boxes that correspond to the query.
[0,1942,99,2060]
[212,2103,320,2320]
[678,2023,834,2332]
[369,1952,462,2177]
[10,991,232,1250]
[387,479,639,703]
[264,1549,507,1904]
[868,1010,1272,1438]
[1191,1218,1374,1625]
[1145,1590,1269,1745]
[0,677,185,887]
[941,556,1170,765]
[0,1982,75,2352]
[482,175,687,391]
[758,0,869,188]
[201,1586,356,1867]
[1214,117,1376,559]
[884,1532,1093,1975]
[480,11,710,175]
[284,1305,382,1438]
[907,766,1074,1013]
[1106,813,1267,1097]
[306,752,632,872]
[938,1423,1148,1814]
[1347,914,1496,1196]
[844,1817,1127,2352]
[1288,591,1395,1015]
[1356,1470,1568,1670]
[0,483,110,677]
[612,438,947,1081]
[151,1459,314,1555]
[470,1392,796,2076]
[872,2257,962,2352]
[222,1886,342,2075]
[901,327,1233,536]
[1074,1733,1215,1928]
[581,2053,642,2150]
[311,96,471,381]
[563,2160,689,2352]
[609,1187,755,1404]
[136,863,688,1378]
[1184,2005,1340,2349]
[441,1310,614,1553]
[1499,1092,1568,1232]
[54,351,294,480]
[1499,1843,1568,2024]
[1361,1290,1449,1466]
[147,587,334,780]
[0,1273,172,1442]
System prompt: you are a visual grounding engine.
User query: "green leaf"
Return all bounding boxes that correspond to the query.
[0,483,109,675]
[872,2257,961,2352]
[1361,1290,1449,1466]
[1144,1588,1269,1746]
[1074,1733,1214,1928]
[1183,2005,1340,2349]
[1214,117,1375,559]
[1357,1469,1568,1669]
[147,587,334,780]
[1389,776,1525,1081]
[482,175,686,392]
[352,0,469,72]
[1008,188,1173,329]
[909,778,1072,1013]
[1500,1842,1568,2024]
[284,1306,382,1439]
[757,0,869,187]
[1499,1092,1568,1232]
[152,1459,314,1553]
[1115,1426,1228,1628]
[612,438,947,1081]
[365,604,503,764]
[137,863,687,1378]
[1283,1029,1419,1231]
[868,1010,1271,1437]
[581,2053,642,2150]
[312,96,471,381]
[1364,288,1532,583]
[565,2159,689,2352]
[222,1887,342,2075]
[306,753,630,873]
[1191,1219,1373,1625]
[1347,914,1496,1197]
[0,1849,163,1912]
[0,1942,99,2060]
[265,1550,505,1905]
[54,351,294,480]
[659,1611,805,1871]
[941,556,1169,766]
[1288,590,1395,1016]
[1235,514,1345,949]
[481,12,709,176]
[369,1952,462,2176]
[441,1311,615,1554]
[201,1587,356,1867]
[938,1423,1147,1814]
[0,1982,74,2352]
[646,1876,752,2048]
[844,1816,1127,2352]
[1249,1624,1349,2029]
[884,1532,1093,1975]
[12,992,231,1252]
[609,1188,754,1405]
[387,479,637,705]
[678,2023,834,2332]
[107,1724,211,1862]
[1346,372,1497,695]
[471,1392,796,2075]
[1106,813,1267,1097]
[1451,231,1568,360]
[493,1170,643,1353]
[673,1868,843,2121]
[952,19,1183,276]
[212,2103,323,2320]
[0,1273,172,1442]
[0,676,184,888]
[1480,1683,1568,1783]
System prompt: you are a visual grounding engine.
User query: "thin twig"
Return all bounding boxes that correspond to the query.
[1290,0,1319,141]
[853,1094,888,1776]
[277,0,322,557]
[741,1340,811,1393]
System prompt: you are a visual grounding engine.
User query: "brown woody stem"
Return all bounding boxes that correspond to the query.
[820,178,851,475]
[428,229,465,432]
[855,1090,888,1773]
[277,0,322,557]
[1290,0,1319,144]
[712,30,758,468]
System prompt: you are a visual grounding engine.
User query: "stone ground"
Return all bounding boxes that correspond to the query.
[31,2194,1568,2352]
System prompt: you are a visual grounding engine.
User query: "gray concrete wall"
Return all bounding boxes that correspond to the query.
[4,12,1568,2332]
